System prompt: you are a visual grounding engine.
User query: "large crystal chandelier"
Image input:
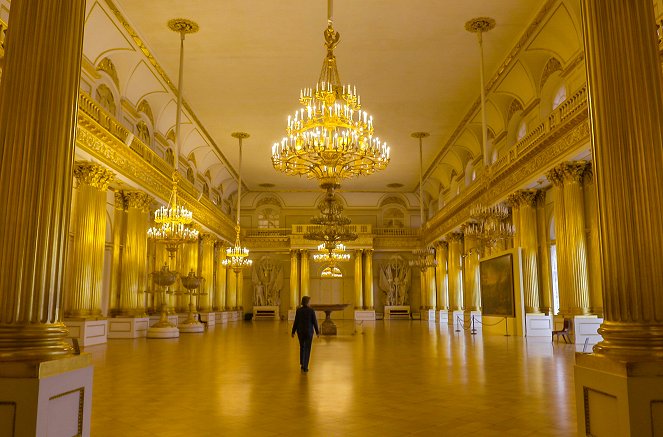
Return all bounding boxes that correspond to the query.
[222,132,253,272]
[304,183,358,246]
[148,19,199,254]
[464,203,515,249]
[271,0,390,187]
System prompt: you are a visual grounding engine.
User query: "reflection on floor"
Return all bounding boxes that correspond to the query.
[87,320,577,436]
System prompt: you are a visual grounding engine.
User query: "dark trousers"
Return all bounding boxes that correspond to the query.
[298,335,312,370]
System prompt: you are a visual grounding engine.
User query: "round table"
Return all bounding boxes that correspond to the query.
[310,304,349,335]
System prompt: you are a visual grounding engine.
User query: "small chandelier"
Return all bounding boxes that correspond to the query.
[148,173,199,253]
[304,183,357,246]
[321,265,343,278]
[464,203,515,249]
[409,247,437,272]
[222,132,253,272]
[313,243,351,263]
[271,0,390,187]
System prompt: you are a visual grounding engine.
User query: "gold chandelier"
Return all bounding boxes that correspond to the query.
[271,0,390,187]
[148,173,199,253]
[321,265,343,278]
[222,132,252,272]
[464,203,515,249]
[313,243,351,263]
[304,184,358,246]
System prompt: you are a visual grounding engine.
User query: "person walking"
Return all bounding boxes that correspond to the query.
[291,296,320,372]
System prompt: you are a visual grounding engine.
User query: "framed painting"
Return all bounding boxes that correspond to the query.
[479,253,515,317]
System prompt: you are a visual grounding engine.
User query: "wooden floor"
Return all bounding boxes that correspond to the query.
[87,320,578,436]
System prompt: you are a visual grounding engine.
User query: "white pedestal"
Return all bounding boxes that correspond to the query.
[199,312,216,327]
[216,311,229,324]
[421,309,436,321]
[0,354,93,437]
[575,354,663,437]
[525,314,553,337]
[288,309,296,321]
[253,306,280,320]
[65,319,108,347]
[354,310,376,321]
[437,310,449,324]
[465,311,482,333]
[452,310,464,330]
[385,305,410,319]
[574,315,603,346]
[108,317,149,339]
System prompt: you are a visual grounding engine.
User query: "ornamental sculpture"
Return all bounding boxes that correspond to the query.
[252,256,283,306]
[378,256,411,306]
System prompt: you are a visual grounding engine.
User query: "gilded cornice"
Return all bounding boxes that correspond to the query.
[74,161,114,190]
[75,110,235,241]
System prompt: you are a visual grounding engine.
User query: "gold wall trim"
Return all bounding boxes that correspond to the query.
[76,106,235,241]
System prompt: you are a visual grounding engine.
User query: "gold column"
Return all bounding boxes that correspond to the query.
[584,165,603,315]
[214,243,227,310]
[0,0,86,360]
[462,234,480,312]
[363,249,374,309]
[435,241,449,310]
[237,271,244,311]
[508,194,521,249]
[198,234,215,312]
[582,0,663,360]
[518,190,542,314]
[117,191,151,316]
[535,190,553,314]
[226,267,237,310]
[447,232,464,312]
[547,168,569,315]
[289,249,300,309]
[354,249,364,309]
[66,162,114,318]
[300,250,310,298]
[426,266,436,310]
[178,240,198,312]
[419,269,427,309]
[109,191,126,315]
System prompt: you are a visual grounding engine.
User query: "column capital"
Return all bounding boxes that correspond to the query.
[124,190,153,212]
[448,232,464,242]
[114,190,126,211]
[546,165,565,187]
[74,161,114,190]
[435,240,448,250]
[518,189,539,208]
[561,160,590,185]
[200,233,215,246]
[363,249,374,256]
[506,192,521,208]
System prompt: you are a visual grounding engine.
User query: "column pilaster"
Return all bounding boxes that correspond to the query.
[535,190,553,314]
[214,242,227,310]
[177,240,199,312]
[198,234,215,312]
[109,191,126,315]
[447,232,464,312]
[516,189,543,314]
[66,162,114,318]
[354,249,364,309]
[289,249,300,308]
[363,249,374,309]
[300,250,310,298]
[547,167,569,315]
[584,165,603,315]
[226,266,237,310]
[461,233,480,312]
[435,241,449,310]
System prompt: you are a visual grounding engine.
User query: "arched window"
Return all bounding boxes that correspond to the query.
[165,148,175,166]
[186,167,194,184]
[258,208,280,228]
[136,121,150,145]
[552,84,567,110]
[383,208,405,228]
[516,120,527,142]
[95,84,116,116]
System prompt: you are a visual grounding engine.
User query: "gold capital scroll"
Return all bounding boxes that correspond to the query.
[0,0,87,361]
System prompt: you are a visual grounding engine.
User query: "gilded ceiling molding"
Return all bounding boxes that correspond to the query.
[103,0,237,180]
[423,0,558,181]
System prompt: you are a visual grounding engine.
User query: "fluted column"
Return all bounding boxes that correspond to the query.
[447,233,464,312]
[66,162,114,318]
[535,190,553,314]
[117,191,152,316]
[354,250,364,309]
[109,192,126,315]
[426,266,436,310]
[214,243,227,310]
[462,234,480,312]
[363,249,374,309]
[517,190,543,314]
[300,250,310,298]
[582,0,663,360]
[547,168,569,315]
[289,249,300,309]
[226,267,237,310]
[584,165,603,315]
[198,234,215,312]
[178,240,199,312]
[0,0,86,360]
[237,270,244,310]
[435,241,449,310]
[419,268,427,309]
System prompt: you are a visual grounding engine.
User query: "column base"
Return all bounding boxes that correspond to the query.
[463,311,482,333]
[65,319,107,346]
[108,317,149,339]
[452,310,464,330]
[149,314,179,327]
[421,309,436,321]
[436,310,449,324]
[575,354,663,436]
[354,310,376,321]
[525,313,552,338]
[574,315,603,347]
[198,312,216,327]
[0,354,93,436]
[215,311,229,324]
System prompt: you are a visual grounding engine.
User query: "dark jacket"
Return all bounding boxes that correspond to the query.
[292,305,320,338]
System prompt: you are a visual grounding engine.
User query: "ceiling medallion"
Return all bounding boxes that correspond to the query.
[167,18,200,34]
[271,0,390,188]
[464,17,496,34]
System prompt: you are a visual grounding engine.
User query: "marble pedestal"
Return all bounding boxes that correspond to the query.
[198,312,216,327]
[575,354,663,436]
[525,314,552,338]
[385,306,410,319]
[215,311,229,324]
[65,319,108,346]
[421,309,436,321]
[354,310,376,321]
[463,311,482,333]
[436,310,449,324]
[0,354,93,437]
[108,317,149,339]
[574,315,603,347]
[452,310,464,330]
